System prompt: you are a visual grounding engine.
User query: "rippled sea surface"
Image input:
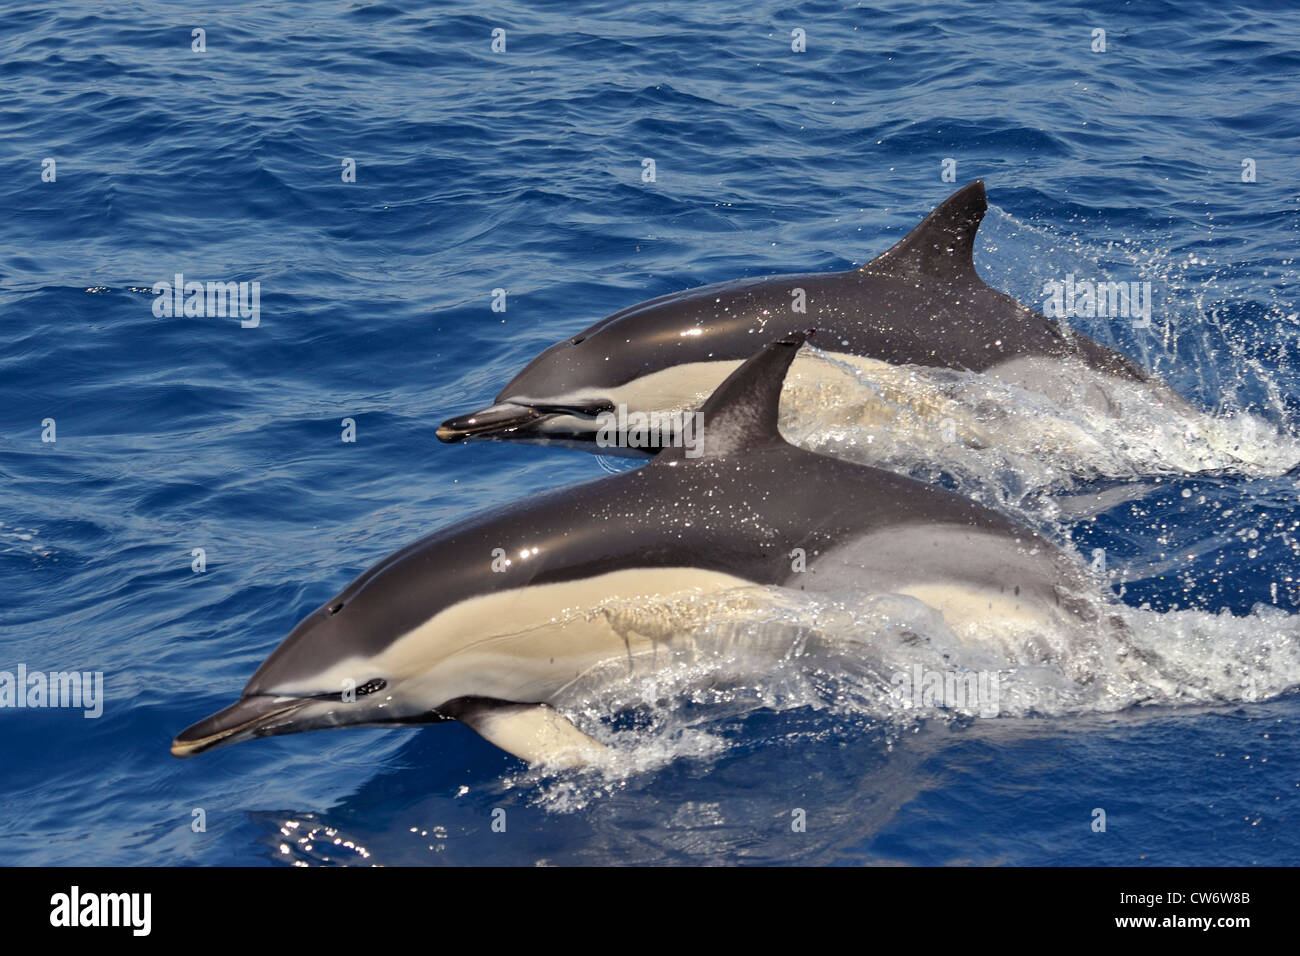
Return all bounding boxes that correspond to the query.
[2,0,1299,865]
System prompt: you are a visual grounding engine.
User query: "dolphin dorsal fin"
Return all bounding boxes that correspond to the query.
[658,330,810,461]
[864,180,987,280]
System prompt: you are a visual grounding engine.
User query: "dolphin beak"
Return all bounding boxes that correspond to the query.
[170,695,313,758]
[436,402,558,443]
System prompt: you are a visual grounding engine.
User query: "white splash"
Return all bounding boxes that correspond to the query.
[505,583,1300,804]
[777,347,1300,501]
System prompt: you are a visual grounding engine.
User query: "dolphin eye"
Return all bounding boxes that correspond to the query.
[571,335,585,345]
[327,602,344,616]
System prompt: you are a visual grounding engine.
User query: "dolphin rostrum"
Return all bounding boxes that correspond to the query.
[174,332,1112,767]
[436,180,1190,457]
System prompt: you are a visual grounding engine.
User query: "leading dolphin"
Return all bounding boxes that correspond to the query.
[436,181,1191,457]
[174,332,1113,767]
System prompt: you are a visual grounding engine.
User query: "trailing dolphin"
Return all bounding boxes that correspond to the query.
[174,332,1118,768]
[436,180,1201,464]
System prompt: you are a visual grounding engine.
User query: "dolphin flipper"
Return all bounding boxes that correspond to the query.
[443,697,607,768]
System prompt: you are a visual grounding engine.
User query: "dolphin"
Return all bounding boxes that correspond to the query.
[436,180,1191,457]
[173,331,1112,767]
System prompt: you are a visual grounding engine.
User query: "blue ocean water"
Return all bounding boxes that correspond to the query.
[2,0,1299,865]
